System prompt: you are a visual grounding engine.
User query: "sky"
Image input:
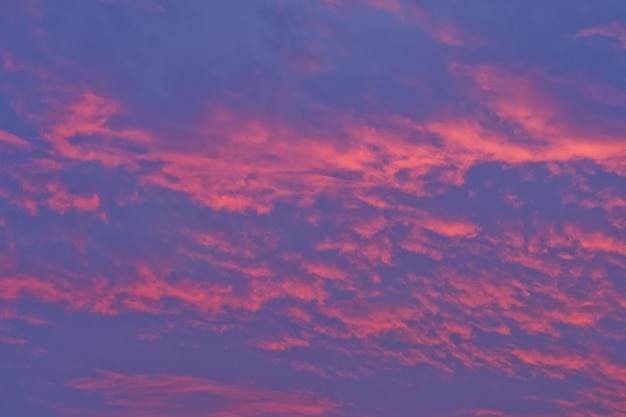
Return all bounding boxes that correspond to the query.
[1,1,626,416]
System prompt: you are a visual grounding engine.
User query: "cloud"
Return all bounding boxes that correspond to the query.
[3,2,626,416]
[575,22,626,49]
[68,371,341,417]
[0,129,30,148]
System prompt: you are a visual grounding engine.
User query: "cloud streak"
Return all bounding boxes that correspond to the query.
[67,371,341,417]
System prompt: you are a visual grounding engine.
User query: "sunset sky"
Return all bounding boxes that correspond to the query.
[2,1,626,416]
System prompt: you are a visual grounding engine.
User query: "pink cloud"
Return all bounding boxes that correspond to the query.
[576,22,626,48]
[3,7,626,416]
[320,0,401,12]
[68,371,341,417]
[42,91,151,167]
[0,335,27,345]
[46,183,100,214]
[0,129,30,148]
[405,4,471,46]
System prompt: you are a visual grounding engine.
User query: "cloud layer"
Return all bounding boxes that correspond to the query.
[2,1,626,416]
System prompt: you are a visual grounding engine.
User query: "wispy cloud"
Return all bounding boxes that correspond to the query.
[67,371,341,417]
